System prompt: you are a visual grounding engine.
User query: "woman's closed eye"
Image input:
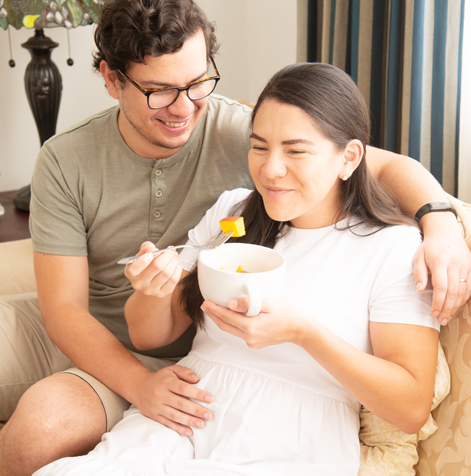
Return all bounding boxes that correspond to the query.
[287,149,306,155]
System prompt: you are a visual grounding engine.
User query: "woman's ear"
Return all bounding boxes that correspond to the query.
[339,139,364,181]
[100,60,121,100]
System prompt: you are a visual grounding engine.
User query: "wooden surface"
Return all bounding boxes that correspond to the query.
[0,190,31,243]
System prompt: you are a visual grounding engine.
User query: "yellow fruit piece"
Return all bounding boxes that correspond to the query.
[219,216,245,237]
[236,265,249,273]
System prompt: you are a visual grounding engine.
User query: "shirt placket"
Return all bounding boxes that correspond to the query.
[149,163,165,238]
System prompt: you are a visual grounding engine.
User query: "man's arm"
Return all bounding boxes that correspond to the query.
[366,146,471,324]
[34,252,213,435]
[366,146,448,214]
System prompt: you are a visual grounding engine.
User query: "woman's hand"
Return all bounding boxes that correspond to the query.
[414,225,471,326]
[124,241,182,298]
[201,298,311,349]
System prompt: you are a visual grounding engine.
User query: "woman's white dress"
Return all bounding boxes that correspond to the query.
[35,188,439,476]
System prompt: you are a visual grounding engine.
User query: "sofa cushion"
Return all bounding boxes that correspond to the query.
[359,343,450,475]
[416,300,471,475]
[0,239,36,295]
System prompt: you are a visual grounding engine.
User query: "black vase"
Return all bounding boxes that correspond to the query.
[14,28,62,212]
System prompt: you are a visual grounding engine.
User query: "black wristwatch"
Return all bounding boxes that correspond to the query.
[415,202,457,223]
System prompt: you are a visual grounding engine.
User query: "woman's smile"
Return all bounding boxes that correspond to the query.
[264,187,293,197]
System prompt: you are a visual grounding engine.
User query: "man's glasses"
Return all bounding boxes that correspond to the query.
[118,57,220,110]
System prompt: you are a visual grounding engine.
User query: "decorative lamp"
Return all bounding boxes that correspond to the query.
[0,0,104,211]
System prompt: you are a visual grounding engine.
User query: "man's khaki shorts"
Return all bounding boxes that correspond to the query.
[0,292,179,431]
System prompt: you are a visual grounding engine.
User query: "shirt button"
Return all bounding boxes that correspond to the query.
[155,169,162,176]
[154,210,161,218]
[155,190,163,198]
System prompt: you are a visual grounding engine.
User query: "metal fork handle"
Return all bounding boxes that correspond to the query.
[117,245,204,265]
[117,231,233,265]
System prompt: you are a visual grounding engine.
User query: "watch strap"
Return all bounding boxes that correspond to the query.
[415,202,457,223]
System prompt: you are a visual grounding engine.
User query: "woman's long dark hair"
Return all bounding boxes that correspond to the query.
[179,62,416,328]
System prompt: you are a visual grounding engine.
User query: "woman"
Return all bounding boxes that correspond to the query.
[35,63,439,476]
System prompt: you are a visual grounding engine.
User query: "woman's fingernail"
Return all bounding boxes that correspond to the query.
[203,412,212,420]
[205,395,214,403]
[195,420,204,428]
[416,282,423,292]
[432,310,439,318]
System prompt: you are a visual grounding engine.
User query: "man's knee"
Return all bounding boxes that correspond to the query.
[0,374,107,476]
[14,373,107,437]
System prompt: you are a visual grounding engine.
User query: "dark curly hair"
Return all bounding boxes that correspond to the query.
[92,0,218,76]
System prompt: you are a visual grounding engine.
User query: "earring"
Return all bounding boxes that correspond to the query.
[341,175,349,181]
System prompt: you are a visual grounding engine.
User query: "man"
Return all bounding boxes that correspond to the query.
[0,0,469,475]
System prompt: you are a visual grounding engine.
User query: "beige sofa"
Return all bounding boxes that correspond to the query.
[414,198,471,474]
[0,199,470,474]
[0,238,37,296]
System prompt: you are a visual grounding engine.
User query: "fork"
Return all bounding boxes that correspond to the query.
[117,231,234,265]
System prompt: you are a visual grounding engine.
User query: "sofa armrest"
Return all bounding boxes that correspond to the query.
[0,239,36,296]
[416,197,471,475]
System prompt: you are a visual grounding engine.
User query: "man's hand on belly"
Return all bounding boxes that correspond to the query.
[135,365,214,436]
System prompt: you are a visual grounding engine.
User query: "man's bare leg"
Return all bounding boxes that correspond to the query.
[0,373,107,476]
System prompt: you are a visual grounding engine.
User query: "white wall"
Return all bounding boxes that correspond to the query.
[0,0,297,193]
[197,0,298,102]
[458,1,471,203]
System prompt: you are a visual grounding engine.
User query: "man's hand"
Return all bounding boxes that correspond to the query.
[134,365,214,436]
[414,227,471,326]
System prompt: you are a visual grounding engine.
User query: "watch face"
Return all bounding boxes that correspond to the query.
[430,203,453,211]
[415,202,457,223]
